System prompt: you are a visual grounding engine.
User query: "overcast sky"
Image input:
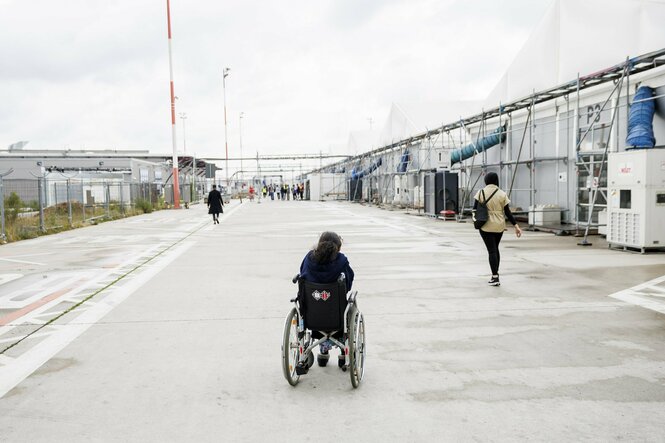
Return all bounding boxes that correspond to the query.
[0,0,551,166]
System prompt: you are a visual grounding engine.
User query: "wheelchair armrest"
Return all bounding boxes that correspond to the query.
[292,274,300,284]
[346,290,358,304]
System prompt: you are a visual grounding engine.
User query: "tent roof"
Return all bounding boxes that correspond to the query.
[377,101,481,147]
[347,129,380,154]
[484,0,665,107]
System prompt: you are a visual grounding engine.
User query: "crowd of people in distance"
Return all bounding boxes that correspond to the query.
[249,183,305,201]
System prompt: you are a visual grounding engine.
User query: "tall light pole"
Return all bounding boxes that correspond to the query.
[179,112,194,202]
[179,112,187,155]
[239,112,244,185]
[222,67,230,190]
[166,0,180,208]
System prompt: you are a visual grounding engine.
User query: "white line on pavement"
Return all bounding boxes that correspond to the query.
[0,258,46,266]
[0,240,197,398]
[0,274,22,286]
[6,253,55,259]
[609,274,665,314]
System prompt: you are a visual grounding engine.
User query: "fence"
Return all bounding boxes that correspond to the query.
[1,176,200,243]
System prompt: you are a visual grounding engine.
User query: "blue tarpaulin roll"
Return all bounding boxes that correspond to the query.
[397,150,410,173]
[626,86,656,149]
[351,158,383,180]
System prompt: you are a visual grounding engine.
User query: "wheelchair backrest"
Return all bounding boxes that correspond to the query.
[298,275,347,332]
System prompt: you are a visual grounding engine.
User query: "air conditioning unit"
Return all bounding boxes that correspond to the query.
[607,148,665,252]
[423,171,458,216]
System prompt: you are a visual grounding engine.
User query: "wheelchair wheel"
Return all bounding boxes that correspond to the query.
[348,309,366,388]
[282,307,301,386]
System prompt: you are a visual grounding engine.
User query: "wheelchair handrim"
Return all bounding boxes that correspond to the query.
[354,313,366,381]
[282,308,301,385]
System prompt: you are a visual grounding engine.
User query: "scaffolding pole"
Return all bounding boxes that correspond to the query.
[309,48,665,176]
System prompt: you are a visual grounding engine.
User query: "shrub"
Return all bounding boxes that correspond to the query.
[135,198,153,214]
[4,192,22,223]
[5,192,21,209]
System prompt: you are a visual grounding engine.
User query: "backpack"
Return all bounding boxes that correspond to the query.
[473,188,499,229]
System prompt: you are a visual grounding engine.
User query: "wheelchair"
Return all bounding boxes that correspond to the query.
[281,273,366,388]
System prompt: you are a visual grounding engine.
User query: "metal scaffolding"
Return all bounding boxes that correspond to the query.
[307,48,665,231]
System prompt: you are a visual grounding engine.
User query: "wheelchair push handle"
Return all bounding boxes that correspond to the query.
[292,274,300,284]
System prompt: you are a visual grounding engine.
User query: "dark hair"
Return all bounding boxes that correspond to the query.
[212,184,217,189]
[312,231,342,264]
[484,172,499,186]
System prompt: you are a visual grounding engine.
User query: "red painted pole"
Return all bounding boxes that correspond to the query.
[166,0,180,208]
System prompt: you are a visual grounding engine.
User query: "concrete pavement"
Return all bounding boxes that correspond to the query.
[1,199,665,441]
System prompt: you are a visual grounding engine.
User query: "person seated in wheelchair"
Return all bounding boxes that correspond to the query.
[299,231,354,368]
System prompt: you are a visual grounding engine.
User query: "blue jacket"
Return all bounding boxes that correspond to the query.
[299,251,354,291]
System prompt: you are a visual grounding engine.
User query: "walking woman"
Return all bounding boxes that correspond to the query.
[473,172,522,286]
[207,184,224,224]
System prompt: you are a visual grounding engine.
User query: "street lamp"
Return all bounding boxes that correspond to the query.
[222,67,230,190]
[239,112,244,185]
[179,112,187,155]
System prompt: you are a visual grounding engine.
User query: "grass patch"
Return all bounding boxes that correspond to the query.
[2,193,161,244]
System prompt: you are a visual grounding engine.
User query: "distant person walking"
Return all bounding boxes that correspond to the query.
[207,184,224,224]
[473,172,522,286]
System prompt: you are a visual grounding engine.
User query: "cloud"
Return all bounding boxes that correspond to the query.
[0,0,551,165]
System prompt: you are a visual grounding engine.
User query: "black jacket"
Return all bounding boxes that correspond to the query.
[207,190,224,214]
[299,251,354,291]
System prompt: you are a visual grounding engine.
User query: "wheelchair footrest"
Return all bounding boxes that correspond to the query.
[295,363,310,375]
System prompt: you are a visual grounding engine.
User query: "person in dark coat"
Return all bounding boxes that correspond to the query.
[299,231,354,367]
[207,184,224,224]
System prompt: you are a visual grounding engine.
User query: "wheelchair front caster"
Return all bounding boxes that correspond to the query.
[317,354,329,367]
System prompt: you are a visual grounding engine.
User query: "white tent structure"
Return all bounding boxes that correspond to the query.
[485,0,665,108]
[347,130,380,156]
[319,0,665,231]
[377,102,482,148]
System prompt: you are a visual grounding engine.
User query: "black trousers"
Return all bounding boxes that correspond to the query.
[479,230,503,275]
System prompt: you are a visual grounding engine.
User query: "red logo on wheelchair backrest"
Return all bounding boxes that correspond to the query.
[311,290,331,301]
